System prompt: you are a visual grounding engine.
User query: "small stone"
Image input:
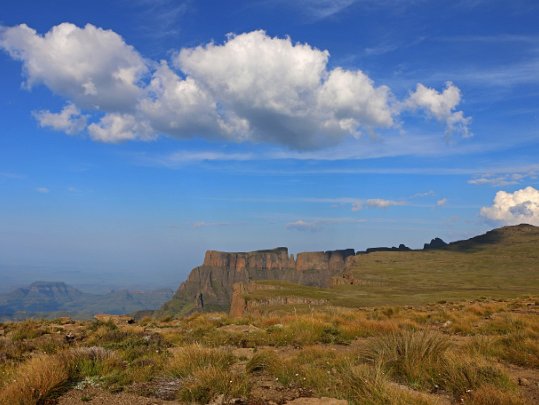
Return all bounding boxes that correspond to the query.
[518,377,530,386]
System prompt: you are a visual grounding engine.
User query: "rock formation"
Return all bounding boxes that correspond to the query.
[363,244,411,254]
[160,247,354,315]
[423,237,447,250]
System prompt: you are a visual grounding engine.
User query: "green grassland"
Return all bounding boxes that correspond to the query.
[246,225,539,310]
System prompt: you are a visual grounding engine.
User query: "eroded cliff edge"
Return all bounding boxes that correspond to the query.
[160,247,354,314]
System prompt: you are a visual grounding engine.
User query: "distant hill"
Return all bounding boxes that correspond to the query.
[0,281,173,320]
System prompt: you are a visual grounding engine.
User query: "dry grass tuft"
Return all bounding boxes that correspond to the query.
[167,344,235,378]
[0,353,69,405]
[468,384,527,405]
[441,352,514,399]
[362,329,450,387]
[177,365,249,403]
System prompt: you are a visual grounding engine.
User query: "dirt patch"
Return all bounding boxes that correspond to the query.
[56,387,186,404]
[506,364,539,404]
[284,398,347,405]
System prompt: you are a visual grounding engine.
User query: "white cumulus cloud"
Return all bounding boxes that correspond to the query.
[1,24,471,149]
[33,103,87,135]
[0,23,147,111]
[405,82,471,137]
[177,30,395,148]
[480,186,539,226]
[88,113,155,143]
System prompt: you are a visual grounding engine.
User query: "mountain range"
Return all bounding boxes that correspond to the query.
[0,281,173,320]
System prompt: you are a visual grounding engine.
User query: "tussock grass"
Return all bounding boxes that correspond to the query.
[362,329,450,387]
[9,321,46,342]
[0,353,68,405]
[468,385,528,405]
[440,352,514,399]
[0,346,115,404]
[177,365,249,403]
[167,344,235,378]
[496,332,539,368]
[246,349,298,385]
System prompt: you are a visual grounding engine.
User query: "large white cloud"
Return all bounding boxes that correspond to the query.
[480,186,539,226]
[138,62,228,138]
[0,23,148,111]
[0,24,470,148]
[177,31,394,147]
[404,82,471,137]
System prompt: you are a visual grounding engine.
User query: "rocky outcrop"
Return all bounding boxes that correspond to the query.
[424,237,448,250]
[363,244,411,254]
[160,247,354,315]
[229,282,329,317]
[229,283,248,318]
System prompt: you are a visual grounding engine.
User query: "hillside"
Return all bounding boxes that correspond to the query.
[1,296,538,404]
[0,282,173,320]
[161,224,539,317]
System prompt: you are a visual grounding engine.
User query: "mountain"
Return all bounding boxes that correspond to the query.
[159,248,355,315]
[160,224,539,317]
[0,282,173,320]
[0,282,83,317]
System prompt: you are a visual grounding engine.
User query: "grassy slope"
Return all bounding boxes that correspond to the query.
[246,225,539,309]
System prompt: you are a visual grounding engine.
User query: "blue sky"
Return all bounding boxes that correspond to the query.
[1,0,538,290]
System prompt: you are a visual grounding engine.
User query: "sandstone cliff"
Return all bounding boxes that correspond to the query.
[160,247,354,315]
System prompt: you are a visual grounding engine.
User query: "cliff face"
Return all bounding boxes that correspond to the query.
[203,248,294,271]
[229,282,329,317]
[160,247,354,314]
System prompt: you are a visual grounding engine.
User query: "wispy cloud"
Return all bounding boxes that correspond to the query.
[0,172,24,180]
[136,127,538,169]
[132,0,189,40]
[436,198,448,207]
[286,217,366,232]
[468,171,537,187]
[428,58,539,88]
[410,191,436,198]
[205,195,432,212]
[36,187,49,193]
[436,34,539,44]
[141,150,256,168]
[366,199,407,208]
[192,221,234,228]
[299,0,357,20]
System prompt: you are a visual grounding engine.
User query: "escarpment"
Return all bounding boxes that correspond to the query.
[160,247,355,315]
